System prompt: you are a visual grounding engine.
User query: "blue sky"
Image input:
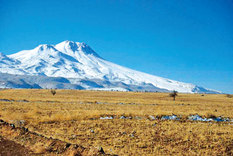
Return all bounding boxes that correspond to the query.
[0,0,233,93]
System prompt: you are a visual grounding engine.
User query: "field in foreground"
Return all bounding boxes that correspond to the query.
[0,89,233,155]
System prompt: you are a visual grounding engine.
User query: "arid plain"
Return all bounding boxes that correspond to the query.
[0,89,232,155]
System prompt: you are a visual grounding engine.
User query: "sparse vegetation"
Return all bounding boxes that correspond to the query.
[0,89,233,155]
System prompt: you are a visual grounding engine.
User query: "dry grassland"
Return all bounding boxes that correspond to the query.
[0,89,233,155]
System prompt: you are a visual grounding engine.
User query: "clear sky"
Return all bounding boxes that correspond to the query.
[0,0,233,93]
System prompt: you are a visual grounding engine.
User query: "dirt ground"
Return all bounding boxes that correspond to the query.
[0,136,31,156]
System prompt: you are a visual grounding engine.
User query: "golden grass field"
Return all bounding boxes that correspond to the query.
[0,89,233,155]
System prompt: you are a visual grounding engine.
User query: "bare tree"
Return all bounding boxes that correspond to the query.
[51,89,56,96]
[169,90,178,101]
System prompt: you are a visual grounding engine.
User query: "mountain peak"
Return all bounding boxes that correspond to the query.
[56,40,87,50]
[36,44,56,51]
[66,40,79,51]
[55,40,101,58]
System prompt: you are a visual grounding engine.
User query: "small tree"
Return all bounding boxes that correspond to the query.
[51,89,56,96]
[170,90,178,101]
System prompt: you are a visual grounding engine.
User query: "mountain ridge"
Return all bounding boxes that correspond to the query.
[0,41,221,93]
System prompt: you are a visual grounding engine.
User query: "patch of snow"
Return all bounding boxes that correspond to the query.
[161,115,180,120]
[100,116,114,120]
[188,115,231,122]
[188,115,204,121]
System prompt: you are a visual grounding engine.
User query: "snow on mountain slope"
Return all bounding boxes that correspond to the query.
[0,52,26,75]
[0,40,220,93]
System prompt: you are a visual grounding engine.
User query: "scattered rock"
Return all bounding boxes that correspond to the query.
[10,123,15,129]
[129,134,134,137]
[0,99,12,102]
[22,127,28,133]
[135,116,142,120]
[69,135,77,140]
[0,119,110,155]
[89,118,96,120]
[149,115,156,120]
[65,143,71,149]
[120,116,126,119]
[16,99,29,103]
[98,146,105,154]
[97,114,232,122]
[14,120,26,127]
[129,103,134,105]
[0,119,5,124]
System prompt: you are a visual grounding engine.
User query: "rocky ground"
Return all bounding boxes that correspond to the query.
[0,119,110,156]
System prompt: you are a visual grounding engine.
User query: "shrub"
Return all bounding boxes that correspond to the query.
[226,94,233,98]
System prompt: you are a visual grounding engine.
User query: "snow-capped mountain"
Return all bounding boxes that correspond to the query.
[0,41,220,93]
